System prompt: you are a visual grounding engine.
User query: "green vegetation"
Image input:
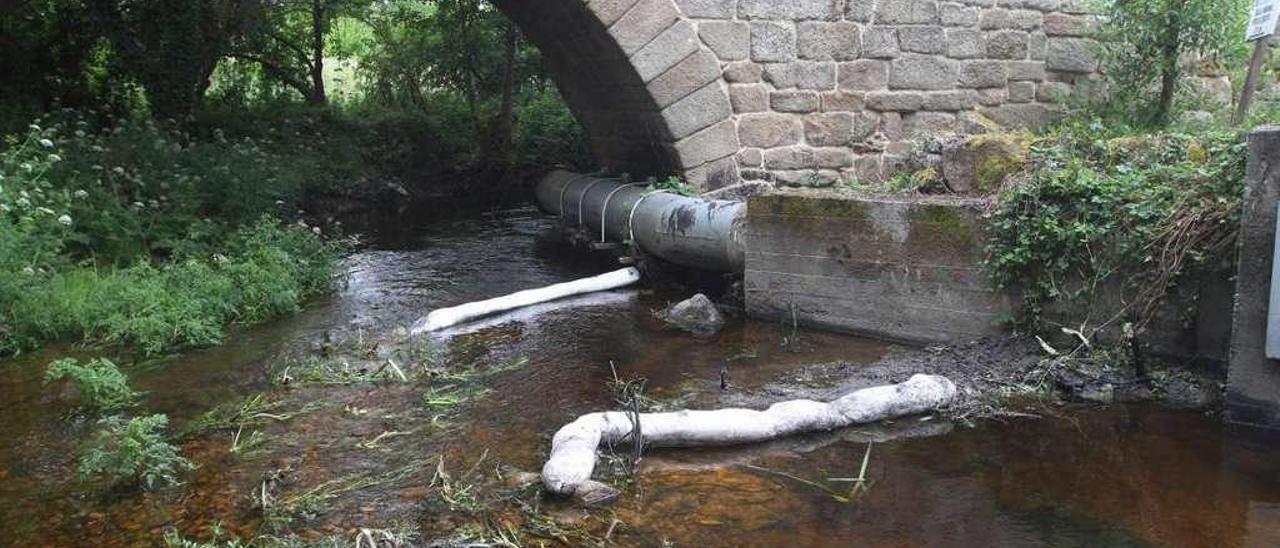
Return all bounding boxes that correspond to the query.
[652,176,699,197]
[262,461,427,530]
[0,111,346,356]
[837,172,931,194]
[163,523,417,548]
[78,413,195,489]
[987,124,1247,328]
[41,353,196,491]
[967,133,1031,192]
[1090,0,1251,127]
[1,0,592,359]
[0,0,588,169]
[44,357,140,412]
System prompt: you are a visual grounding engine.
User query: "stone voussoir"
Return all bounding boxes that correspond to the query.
[661,80,732,139]
[647,50,722,107]
[632,19,701,82]
[608,0,681,55]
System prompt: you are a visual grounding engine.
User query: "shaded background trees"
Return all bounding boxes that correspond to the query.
[0,0,587,169]
[1091,0,1254,128]
[0,0,590,357]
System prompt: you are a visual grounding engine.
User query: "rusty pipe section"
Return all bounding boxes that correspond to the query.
[535,170,746,273]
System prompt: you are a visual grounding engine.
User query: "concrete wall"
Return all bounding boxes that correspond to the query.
[744,190,1011,343]
[1227,126,1280,430]
[496,0,1100,189]
[744,190,1234,360]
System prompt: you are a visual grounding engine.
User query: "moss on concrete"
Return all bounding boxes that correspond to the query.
[907,203,980,256]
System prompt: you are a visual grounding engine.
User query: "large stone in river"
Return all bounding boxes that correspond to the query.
[658,293,725,336]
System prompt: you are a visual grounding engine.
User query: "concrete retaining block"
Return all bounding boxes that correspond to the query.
[1228,126,1280,430]
[744,191,1011,343]
[742,189,1233,354]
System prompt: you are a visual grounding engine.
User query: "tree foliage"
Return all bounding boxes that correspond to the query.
[1093,0,1251,127]
[228,0,368,104]
[1,0,584,165]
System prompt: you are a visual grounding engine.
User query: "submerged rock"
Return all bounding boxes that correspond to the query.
[1160,376,1221,410]
[572,480,621,507]
[658,293,725,336]
[1050,361,1138,405]
[502,470,543,489]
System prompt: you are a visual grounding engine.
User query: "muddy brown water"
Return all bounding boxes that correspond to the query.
[2,206,1278,547]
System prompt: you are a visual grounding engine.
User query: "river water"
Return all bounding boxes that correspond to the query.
[1,205,1278,547]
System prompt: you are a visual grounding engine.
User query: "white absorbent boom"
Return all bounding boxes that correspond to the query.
[542,374,958,496]
[413,267,642,332]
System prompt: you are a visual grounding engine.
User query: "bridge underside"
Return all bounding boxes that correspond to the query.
[496,0,741,189]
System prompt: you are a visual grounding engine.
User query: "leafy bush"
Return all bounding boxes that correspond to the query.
[1,111,316,263]
[987,124,1247,327]
[44,357,140,412]
[78,414,194,489]
[651,176,698,197]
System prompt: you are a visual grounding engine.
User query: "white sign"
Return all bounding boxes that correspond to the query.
[1248,0,1279,41]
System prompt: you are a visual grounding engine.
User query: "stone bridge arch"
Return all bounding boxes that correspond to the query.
[496,0,742,189]
[495,0,1098,189]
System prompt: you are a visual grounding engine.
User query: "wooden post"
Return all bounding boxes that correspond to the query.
[1237,1,1279,124]
[1235,37,1273,125]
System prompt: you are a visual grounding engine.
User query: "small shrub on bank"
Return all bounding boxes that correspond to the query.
[44,357,140,412]
[0,111,310,263]
[987,124,1247,328]
[78,413,194,489]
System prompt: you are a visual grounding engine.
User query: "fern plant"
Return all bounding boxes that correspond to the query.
[78,414,194,489]
[44,357,140,412]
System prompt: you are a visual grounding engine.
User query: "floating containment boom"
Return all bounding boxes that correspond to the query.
[541,374,959,499]
[413,267,642,333]
[534,170,747,273]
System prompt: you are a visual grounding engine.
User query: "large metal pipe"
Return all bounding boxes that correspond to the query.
[535,170,746,273]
